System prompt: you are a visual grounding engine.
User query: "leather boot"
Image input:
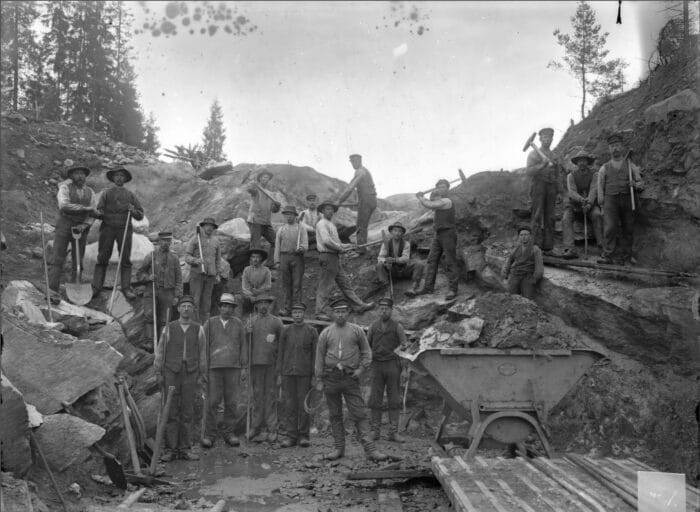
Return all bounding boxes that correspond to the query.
[369,409,382,441]
[92,264,107,296]
[323,448,344,460]
[121,267,136,299]
[387,410,406,442]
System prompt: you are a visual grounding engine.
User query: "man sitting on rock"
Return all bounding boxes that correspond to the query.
[185,217,222,323]
[298,193,320,246]
[562,149,603,258]
[501,226,543,300]
[375,222,424,296]
[49,165,97,303]
[240,249,272,315]
[154,295,206,461]
[247,167,281,266]
[274,205,307,317]
[92,167,144,299]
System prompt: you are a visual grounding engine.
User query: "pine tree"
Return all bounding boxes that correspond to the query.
[202,99,227,162]
[142,111,160,154]
[548,1,628,119]
[1,1,40,111]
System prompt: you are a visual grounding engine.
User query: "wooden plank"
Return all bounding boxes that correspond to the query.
[377,490,403,512]
[432,459,480,512]
[474,480,510,512]
[515,474,568,512]
[495,479,538,512]
[347,469,433,480]
[539,458,617,511]
[516,458,593,512]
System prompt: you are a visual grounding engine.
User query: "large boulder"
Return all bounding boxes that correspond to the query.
[33,414,105,472]
[644,88,699,124]
[82,233,153,286]
[0,375,32,476]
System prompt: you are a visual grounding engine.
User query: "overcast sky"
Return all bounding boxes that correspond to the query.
[130,1,674,197]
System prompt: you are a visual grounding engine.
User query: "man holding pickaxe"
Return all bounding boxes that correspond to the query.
[185,217,222,323]
[336,154,377,255]
[247,167,281,266]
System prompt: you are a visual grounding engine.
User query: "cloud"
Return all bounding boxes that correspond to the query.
[393,43,408,57]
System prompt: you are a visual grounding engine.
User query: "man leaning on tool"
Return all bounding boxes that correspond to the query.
[336,154,377,255]
[375,221,424,296]
[367,297,407,443]
[92,167,144,299]
[562,149,603,258]
[314,199,375,321]
[139,231,182,345]
[185,217,222,323]
[597,133,644,265]
[201,293,247,449]
[49,165,97,303]
[314,298,387,461]
[154,295,206,461]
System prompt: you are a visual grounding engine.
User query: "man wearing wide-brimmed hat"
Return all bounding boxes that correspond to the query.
[247,167,281,265]
[375,221,424,295]
[241,248,272,315]
[138,231,182,344]
[185,217,222,322]
[48,166,98,301]
[314,199,375,321]
[274,205,308,316]
[92,167,145,299]
[562,149,603,258]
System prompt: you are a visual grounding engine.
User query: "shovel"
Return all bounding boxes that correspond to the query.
[398,368,412,432]
[65,227,92,305]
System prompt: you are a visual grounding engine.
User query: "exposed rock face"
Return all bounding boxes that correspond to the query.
[0,375,32,475]
[33,414,105,472]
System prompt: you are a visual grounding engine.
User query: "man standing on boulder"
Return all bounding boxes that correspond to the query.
[501,226,543,300]
[597,133,644,265]
[240,249,272,315]
[315,200,375,321]
[314,299,387,461]
[525,128,562,257]
[247,167,281,266]
[185,217,222,323]
[201,293,246,449]
[154,295,206,461]
[406,179,459,301]
[139,231,182,347]
[562,149,603,258]
[367,298,407,443]
[49,166,97,303]
[298,194,320,246]
[336,154,377,255]
[92,167,144,299]
[274,205,308,317]
[375,222,424,296]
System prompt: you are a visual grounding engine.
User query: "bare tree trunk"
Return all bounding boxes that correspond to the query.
[12,3,19,110]
[683,0,690,57]
[116,1,122,84]
[580,65,586,120]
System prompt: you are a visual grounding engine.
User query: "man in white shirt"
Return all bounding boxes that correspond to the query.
[298,194,320,246]
[274,205,308,316]
[375,222,424,295]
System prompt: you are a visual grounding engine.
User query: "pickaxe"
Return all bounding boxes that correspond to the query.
[241,168,280,205]
[522,132,554,166]
[417,169,467,195]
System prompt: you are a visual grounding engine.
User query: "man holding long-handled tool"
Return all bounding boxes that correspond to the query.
[562,149,603,259]
[246,167,281,266]
[185,217,222,323]
[597,133,644,265]
[49,166,97,304]
[92,167,144,300]
[273,205,308,317]
[375,222,424,297]
[336,154,377,256]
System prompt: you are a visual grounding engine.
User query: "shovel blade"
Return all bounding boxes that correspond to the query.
[65,283,93,305]
[398,410,413,432]
[104,454,128,489]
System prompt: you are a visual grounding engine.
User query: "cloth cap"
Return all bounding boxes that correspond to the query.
[387,222,406,234]
[306,193,317,200]
[517,225,532,234]
[435,179,450,189]
[330,298,350,310]
[607,133,623,144]
[317,200,339,213]
[248,248,268,260]
[106,167,133,183]
[178,295,195,306]
[65,166,91,179]
[253,295,274,305]
[281,205,298,216]
[219,293,237,306]
[291,302,307,311]
[538,127,554,136]
[349,154,362,159]
[377,297,394,308]
[199,217,218,229]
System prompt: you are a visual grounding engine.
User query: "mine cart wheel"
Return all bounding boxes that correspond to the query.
[465,411,552,458]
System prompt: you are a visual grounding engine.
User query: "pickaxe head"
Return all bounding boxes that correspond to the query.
[458,168,467,184]
[240,169,253,185]
[522,132,537,152]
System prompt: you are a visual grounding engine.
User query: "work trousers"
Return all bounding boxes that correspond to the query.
[280,375,312,441]
[375,261,424,286]
[163,367,198,451]
[356,196,377,248]
[530,180,558,251]
[562,205,603,248]
[507,274,536,300]
[602,194,635,260]
[250,364,278,435]
[322,369,375,452]
[248,223,275,263]
[368,359,402,431]
[143,287,175,339]
[96,224,132,268]
[205,368,241,437]
[49,217,89,292]
[424,229,459,292]
[190,272,216,323]
[315,252,365,315]
[279,253,304,311]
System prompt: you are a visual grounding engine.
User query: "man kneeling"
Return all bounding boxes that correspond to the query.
[375,222,424,295]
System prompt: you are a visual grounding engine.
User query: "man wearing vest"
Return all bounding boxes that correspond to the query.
[92,167,144,299]
[562,149,603,258]
[139,231,182,344]
[201,293,247,449]
[597,133,644,265]
[314,299,387,461]
[336,154,377,255]
[247,168,281,266]
[375,222,424,295]
[185,217,222,323]
[247,295,284,443]
[240,249,272,315]
[154,295,206,461]
[367,298,408,443]
[525,128,563,257]
[274,205,308,317]
[276,303,318,448]
[314,200,375,321]
[406,179,459,301]
[298,194,320,246]
[49,166,97,303]
[501,226,544,300]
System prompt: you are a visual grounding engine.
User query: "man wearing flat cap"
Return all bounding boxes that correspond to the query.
[241,248,273,315]
[247,167,281,265]
[525,128,563,257]
[154,295,206,461]
[92,167,144,299]
[562,149,603,258]
[274,205,308,317]
[336,154,377,254]
[298,194,320,246]
[314,299,387,461]
[597,133,644,265]
[375,222,424,295]
[276,303,318,448]
[49,166,97,302]
[367,297,408,443]
[201,293,247,448]
[501,225,543,300]
[139,231,183,345]
[185,217,222,323]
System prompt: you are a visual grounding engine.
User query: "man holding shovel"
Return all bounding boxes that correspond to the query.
[336,154,377,255]
[375,222,424,296]
[274,205,308,317]
[185,217,222,323]
[562,149,603,258]
[247,167,281,265]
[49,166,97,303]
[92,167,144,299]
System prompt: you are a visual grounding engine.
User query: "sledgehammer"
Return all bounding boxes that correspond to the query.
[417,169,467,195]
[522,132,554,165]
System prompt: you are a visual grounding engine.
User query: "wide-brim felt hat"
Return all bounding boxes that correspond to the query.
[317,200,339,212]
[106,167,132,183]
[570,149,596,165]
[64,166,91,179]
[256,168,274,181]
[199,217,219,229]
[253,295,275,305]
[387,222,406,234]
[538,127,554,136]
[248,248,268,260]
[606,133,624,144]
